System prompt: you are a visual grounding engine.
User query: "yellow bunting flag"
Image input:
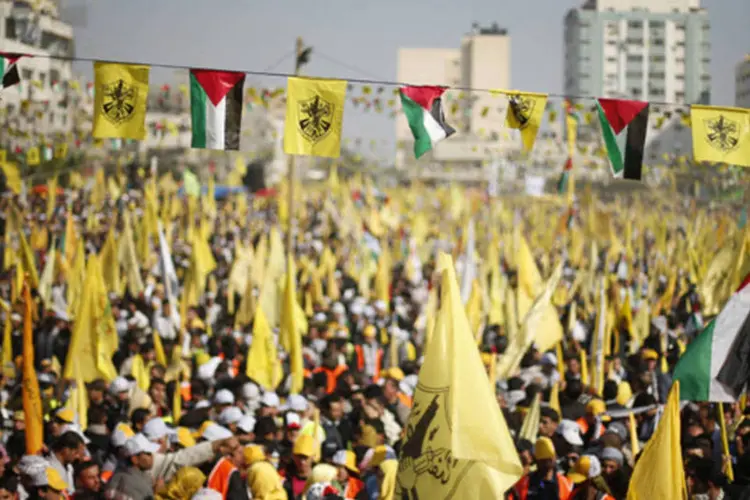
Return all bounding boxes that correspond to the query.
[26,147,40,166]
[93,62,150,140]
[54,143,68,159]
[0,163,21,194]
[498,90,548,152]
[22,284,44,455]
[284,77,347,158]
[690,105,750,167]
[0,150,5,163]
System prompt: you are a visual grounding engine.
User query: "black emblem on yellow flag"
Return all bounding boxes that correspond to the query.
[102,79,138,124]
[298,95,334,143]
[705,114,740,153]
[508,94,535,129]
[397,385,474,500]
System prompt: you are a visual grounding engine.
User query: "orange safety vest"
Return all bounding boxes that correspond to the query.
[312,365,348,394]
[100,470,114,483]
[575,417,606,437]
[570,486,615,500]
[207,457,238,498]
[354,345,383,381]
[397,392,413,408]
[345,477,364,499]
[514,473,573,500]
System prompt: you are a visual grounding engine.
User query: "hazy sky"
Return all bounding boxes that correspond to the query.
[71,0,750,149]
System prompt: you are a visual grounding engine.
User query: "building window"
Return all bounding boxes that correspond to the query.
[676,91,685,101]
[701,74,711,81]
[652,38,665,46]
[649,21,664,29]
[38,73,46,87]
[632,87,642,96]
[626,71,642,79]
[649,72,666,79]
[628,20,643,29]
[628,54,643,62]
[22,69,32,81]
[626,38,643,46]
[650,55,665,62]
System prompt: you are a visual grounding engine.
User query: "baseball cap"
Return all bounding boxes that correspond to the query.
[332,450,359,474]
[534,437,556,461]
[556,419,584,447]
[33,467,68,491]
[218,407,244,426]
[213,389,235,405]
[261,391,280,408]
[567,455,602,484]
[142,418,177,440]
[111,423,135,448]
[124,434,160,456]
[236,416,256,434]
[286,394,308,412]
[110,376,132,395]
[286,412,302,430]
[201,423,233,442]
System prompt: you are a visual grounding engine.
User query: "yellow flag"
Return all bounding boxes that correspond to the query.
[283,77,347,158]
[500,91,548,152]
[627,381,686,500]
[93,62,150,140]
[54,143,68,159]
[26,147,40,166]
[690,105,750,167]
[396,252,523,497]
[22,284,44,455]
[246,307,281,390]
[0,163,21,194]
[281,257,304,393]
[519,393,541,443]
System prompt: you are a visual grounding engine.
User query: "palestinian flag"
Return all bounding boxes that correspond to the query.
[189,69,245,150]
[596,98,649,180]
[557,157,573,194]
[399,86,455,159]
[0,53,23,89]
[673,275,750,401]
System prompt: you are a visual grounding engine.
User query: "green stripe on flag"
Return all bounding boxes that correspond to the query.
[189,74,207,149]
[673,319,714,401]
[596,103,624,176]
[400,94,433,159]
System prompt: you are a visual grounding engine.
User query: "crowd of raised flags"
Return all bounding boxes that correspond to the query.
[0,164,744,499]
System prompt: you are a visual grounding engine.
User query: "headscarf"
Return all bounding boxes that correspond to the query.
[378,459,398,500]
[155,466,206,500]
[248,461,287,500]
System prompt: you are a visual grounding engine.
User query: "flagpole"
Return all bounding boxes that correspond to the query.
[285,37,303,266]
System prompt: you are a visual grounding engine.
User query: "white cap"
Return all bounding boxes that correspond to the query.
[557,419,584,447]
[124,434,160,456]
[110,376,132,395]
[313,312,327,323]
[218,407,244,426]
[195,400,211,410]
[261,391,280,408]
[191,488,223,500]
[540,353,558,367]
[332,450,348,467]
[331,302,345,315]
[142,418,176,440]
[197,357,222,380]
[214,389,235,405]
[374,300,386,311]
[201,423,233,442]
[286,412,302,429]
[236,416,256,434]
[242,382,261,401]
[350,302,364,315]
[287,394,308,413]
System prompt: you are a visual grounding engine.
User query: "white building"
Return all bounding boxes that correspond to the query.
[564,0,711,105]
[736,55,750,109]
[395,23,517,172]
[0,0,76,145]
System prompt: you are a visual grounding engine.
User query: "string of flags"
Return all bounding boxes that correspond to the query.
[0,55,749,174]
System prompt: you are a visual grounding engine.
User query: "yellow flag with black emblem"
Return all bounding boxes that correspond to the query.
[93,62,150,140]
[691,105,750,167]
[26,147,40,166]
[54,143,68,159]
[396,252,523,499]
[496,90,548,152]
[284,77,346,158]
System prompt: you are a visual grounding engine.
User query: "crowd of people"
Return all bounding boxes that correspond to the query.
[0,172,746,500]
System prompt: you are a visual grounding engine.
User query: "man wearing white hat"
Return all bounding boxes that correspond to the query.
[104,434,160,499]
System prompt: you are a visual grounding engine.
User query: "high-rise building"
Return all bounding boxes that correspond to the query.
[736,55,750,109]
[395,23,512,171]
[564,0,711,105]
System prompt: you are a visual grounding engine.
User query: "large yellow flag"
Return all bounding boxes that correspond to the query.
[690,105,750,167]
[498,90,548,152]
[22,284,43,455]
[284,77,347,158]
[93,62,150,140]
[396,253,523,498]
[246,307,281,390]
[627,381,686,500]
[281,257,305,393]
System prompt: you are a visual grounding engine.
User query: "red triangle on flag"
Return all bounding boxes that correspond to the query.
[737,273,750,294]
[597,98,649,135]
[400,86,447,111]
[190,69,244,107]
